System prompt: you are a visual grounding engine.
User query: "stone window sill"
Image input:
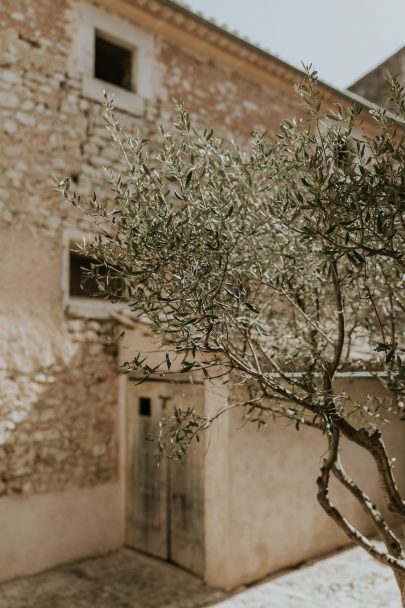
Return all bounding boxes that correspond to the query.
[82,76,145,116]
[65,297,129,320]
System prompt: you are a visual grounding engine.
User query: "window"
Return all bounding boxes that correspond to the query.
[94,34,133,91]
[334,136,351,170]
[62,230,128,318]
[139,397,152,417]
[69,245,125,299]
[76,4,155,115]
[69,249,105,298]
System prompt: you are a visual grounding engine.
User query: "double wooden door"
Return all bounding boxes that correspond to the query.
[126,380,204,575]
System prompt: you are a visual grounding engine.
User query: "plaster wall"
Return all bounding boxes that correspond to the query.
[204,378,405,589]
[0,482,123,582]
[121,330,405,590]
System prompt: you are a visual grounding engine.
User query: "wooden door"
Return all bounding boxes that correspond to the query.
[169,382,205,575]
[126,382,170,559]
[126,380,204,575]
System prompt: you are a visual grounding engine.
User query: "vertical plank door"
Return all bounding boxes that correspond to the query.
[126,379,205,575]
[126,382,170,559]
[169,382,205,576]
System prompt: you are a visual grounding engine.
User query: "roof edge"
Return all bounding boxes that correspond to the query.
[156,0,385,113]
[348,44,405,90]
[116,0,403,121]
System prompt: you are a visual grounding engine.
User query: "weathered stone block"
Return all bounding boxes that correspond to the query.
[0,91,18,108]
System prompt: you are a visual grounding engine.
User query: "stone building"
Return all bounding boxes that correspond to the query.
[1,0,404,590]
[349,44,405,106]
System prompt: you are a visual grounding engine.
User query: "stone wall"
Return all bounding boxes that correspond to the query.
[0,0,127,498]
[159,39,304,138]
[0,318,117,496]
[0,0,309,502]
[349,46,405,105]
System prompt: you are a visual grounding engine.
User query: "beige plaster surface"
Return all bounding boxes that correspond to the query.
[0,483,124,583]
[203,378,405,589]
[120,329,405,590]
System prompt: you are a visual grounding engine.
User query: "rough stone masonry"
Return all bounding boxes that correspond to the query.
[0,0,305,499]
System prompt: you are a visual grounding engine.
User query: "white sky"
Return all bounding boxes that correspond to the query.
[182,0,405,90]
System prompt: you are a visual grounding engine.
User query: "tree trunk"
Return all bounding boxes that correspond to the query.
[394,570,405,607]
[394,524,405,607]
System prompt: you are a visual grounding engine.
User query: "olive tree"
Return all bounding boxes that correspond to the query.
[57,69,405,600]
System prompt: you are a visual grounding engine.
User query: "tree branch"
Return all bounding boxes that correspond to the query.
[329,261,345,378]
[338,420,405,520]
[317,430,405,571]
[332,455,404,559]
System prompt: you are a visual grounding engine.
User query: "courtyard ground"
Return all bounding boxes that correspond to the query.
[0,544,399,608]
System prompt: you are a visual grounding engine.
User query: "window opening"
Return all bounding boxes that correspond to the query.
[334,135,353,170]
[139,397,152,417]
[94,33,133,91]
[69,250,105,298]
[69,241,125,300]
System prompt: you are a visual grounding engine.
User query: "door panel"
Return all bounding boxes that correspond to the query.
[169,383,205,575]
[126,379,204,575]
[126,383,169,559]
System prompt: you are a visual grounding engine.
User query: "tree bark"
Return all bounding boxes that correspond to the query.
[394,569,405,607]
[396,526,405,607]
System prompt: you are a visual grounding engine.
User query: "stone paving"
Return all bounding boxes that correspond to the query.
[212,546,400,608]
[0,550,225,608]
[0,545,400,608]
